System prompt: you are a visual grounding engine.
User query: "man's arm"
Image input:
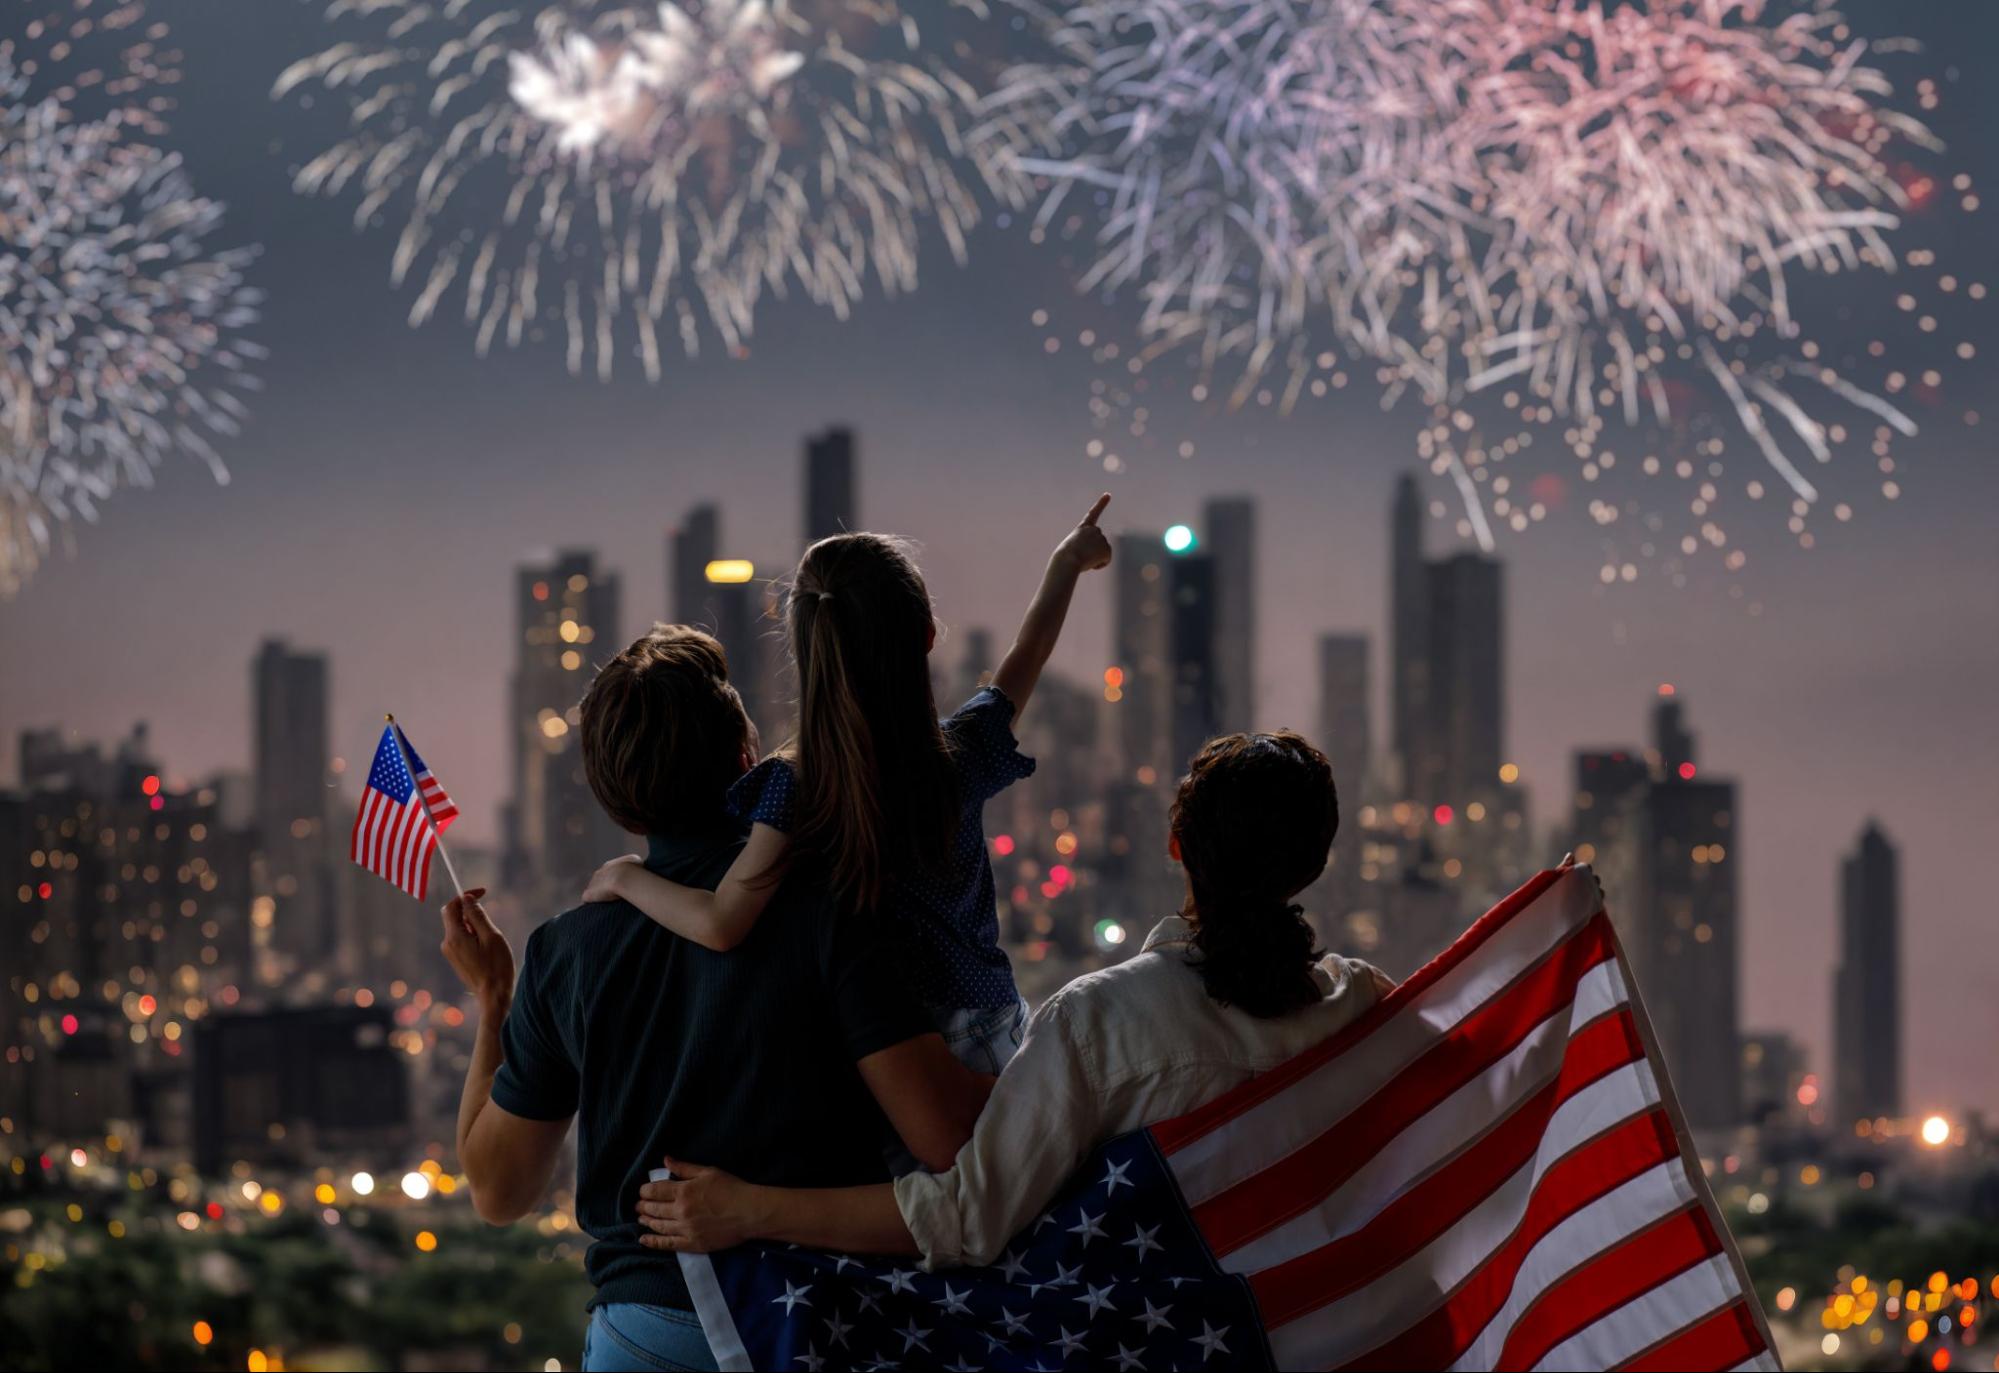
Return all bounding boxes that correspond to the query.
[440,891,573,1225]
[855,1034,991,1172]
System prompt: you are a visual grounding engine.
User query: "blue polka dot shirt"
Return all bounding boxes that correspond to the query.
[727,686,1033,1010]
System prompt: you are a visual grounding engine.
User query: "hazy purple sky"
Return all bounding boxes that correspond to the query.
[3,1,1996,1112]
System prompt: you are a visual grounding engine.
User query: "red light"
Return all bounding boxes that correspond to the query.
[38,1154,52,1171]
[532,581,550,601]
[1677,762,1697,781]
[205,1201,224,1220]
[1433,805,1454,826]
[36,882,52,899]
[1657,683,1675,697]
[141,774,161,796]
[60,1014,78,1035]
[138,994,157,1016]
[149,796,164,811]
[1049,864,1072,886]
[1103,666,1125,688]
[992,835,1015,857]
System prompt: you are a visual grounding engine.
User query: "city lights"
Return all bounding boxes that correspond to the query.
[350,1171,375,1196]
[401,1170,431,1200]
[1921,1114,1952,1147]
[1163,525,1198,554]
[704,560,756,585]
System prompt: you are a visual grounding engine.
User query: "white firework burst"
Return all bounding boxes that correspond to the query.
[997,0,1460,406]
[1,14,261,595]
[276,0,1034,380]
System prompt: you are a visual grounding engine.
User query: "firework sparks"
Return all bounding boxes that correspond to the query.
[276,0,1034,381]
[0,10,261,596]
[996,0,1460,408]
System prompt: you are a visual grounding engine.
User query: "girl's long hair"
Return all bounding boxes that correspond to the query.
[779,532,959,911]
[1169,731,1340,1019]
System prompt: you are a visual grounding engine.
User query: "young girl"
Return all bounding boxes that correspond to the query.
[584,495,1114,1073]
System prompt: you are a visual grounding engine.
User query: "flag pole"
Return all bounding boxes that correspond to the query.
[385,713,466,901]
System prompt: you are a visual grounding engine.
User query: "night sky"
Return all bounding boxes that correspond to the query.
[3,1,1996,1111]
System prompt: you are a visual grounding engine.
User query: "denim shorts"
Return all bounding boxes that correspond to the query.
[933,996,1030,1075]
[582,1303,718,1372]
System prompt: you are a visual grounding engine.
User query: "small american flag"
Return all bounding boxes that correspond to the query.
[679,864,1777,1371]
[350,723,458,901]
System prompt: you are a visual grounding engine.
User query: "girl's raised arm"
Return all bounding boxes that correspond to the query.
[990,493,1114,720]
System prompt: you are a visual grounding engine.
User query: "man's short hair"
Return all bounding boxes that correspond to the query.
[580,624,752,836]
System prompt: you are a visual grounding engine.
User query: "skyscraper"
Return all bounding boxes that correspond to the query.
[1168,549,1218,777]
[1112,532,1171,783]
[669,506,766,725]
[1388,475,1504,807]
[252,640,334,969]
[504,550,622,892]
[1203,496,1256,733]
[1422,552,1504,806]
[1316,634,1370,810]
[1390,474,1429,797]
[804,426,857,548]
[252,639,330,849]
[669,504,720,627]
[1833,821,1901,1129]
[1585,694,1742,1131]
[1316,633,1371,922]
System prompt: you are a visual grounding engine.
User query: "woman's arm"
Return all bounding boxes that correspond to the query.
[989,494,1113,720]
[635,1000,1102,1267]
[582,824,789,952]
[638,1164,917,1257]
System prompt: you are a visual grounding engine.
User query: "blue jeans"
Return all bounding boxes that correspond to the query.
[582,1303,718,1372]
[934,996,1030,1074]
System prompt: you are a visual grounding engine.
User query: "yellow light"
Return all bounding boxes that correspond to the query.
[248,1352,269,1373]
[1921,1115,1951,1147]
[192,1321,214,1347]
[1498,763,1520,785]
[1908,1317,1929,1342]
[415,1229,438,1253]
[705,559,756,584]
[435,1174,458,1195]
[314,1183,336,1205]
[258,1191,283,1215]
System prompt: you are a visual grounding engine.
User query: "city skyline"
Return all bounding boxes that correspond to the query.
[1,1,1995,1124]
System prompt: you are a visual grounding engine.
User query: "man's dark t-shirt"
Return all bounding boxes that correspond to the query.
[489,821,930,1312]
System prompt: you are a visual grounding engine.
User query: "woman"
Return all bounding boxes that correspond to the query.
[633,730,1393,1268]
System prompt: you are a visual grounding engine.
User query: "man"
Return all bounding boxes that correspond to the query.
[437,625,986,1371]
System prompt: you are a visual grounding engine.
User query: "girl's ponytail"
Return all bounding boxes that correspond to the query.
[785,534,957,911]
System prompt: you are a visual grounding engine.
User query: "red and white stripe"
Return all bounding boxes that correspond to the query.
[1149,865,1777,1372]
[350,784,440,901]
[413,763,459,829]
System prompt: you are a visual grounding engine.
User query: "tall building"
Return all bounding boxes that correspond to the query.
[1741,1031,1809,1130]
[251,640,334,969]
[669,506,768,726]
[504,551,623,892]
[1581,693,1742,1131]
[669,505,720,627]
[1316,633,1371,922]
[1167,550,1218,776]
[1203,496,1256,733]
[804,426,857,547]
[1420,552,1504,806]
[1388,475,1505,808]
[1833,821,1901,1129]
[1112,532,1172,783]
[1390,474,1429,797]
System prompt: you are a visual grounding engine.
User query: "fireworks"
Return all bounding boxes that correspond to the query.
[996,0,1459,407]
[276,0,1034,380]
[1,9,261,596]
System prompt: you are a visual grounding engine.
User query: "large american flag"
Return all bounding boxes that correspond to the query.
[678,864,1777,1371]
[350,723,457,900]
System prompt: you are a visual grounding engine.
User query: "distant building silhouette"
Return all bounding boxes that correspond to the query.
[669,505,769,728]
[252,639,334,969]
[1112,532,1171,785]
[1203,496,1257,733]
[1833,821,1901,1129]
[1167,549,1218,778]
[804,426,857,548]
[1576,692,1742,1131]
[504,550,622,891]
